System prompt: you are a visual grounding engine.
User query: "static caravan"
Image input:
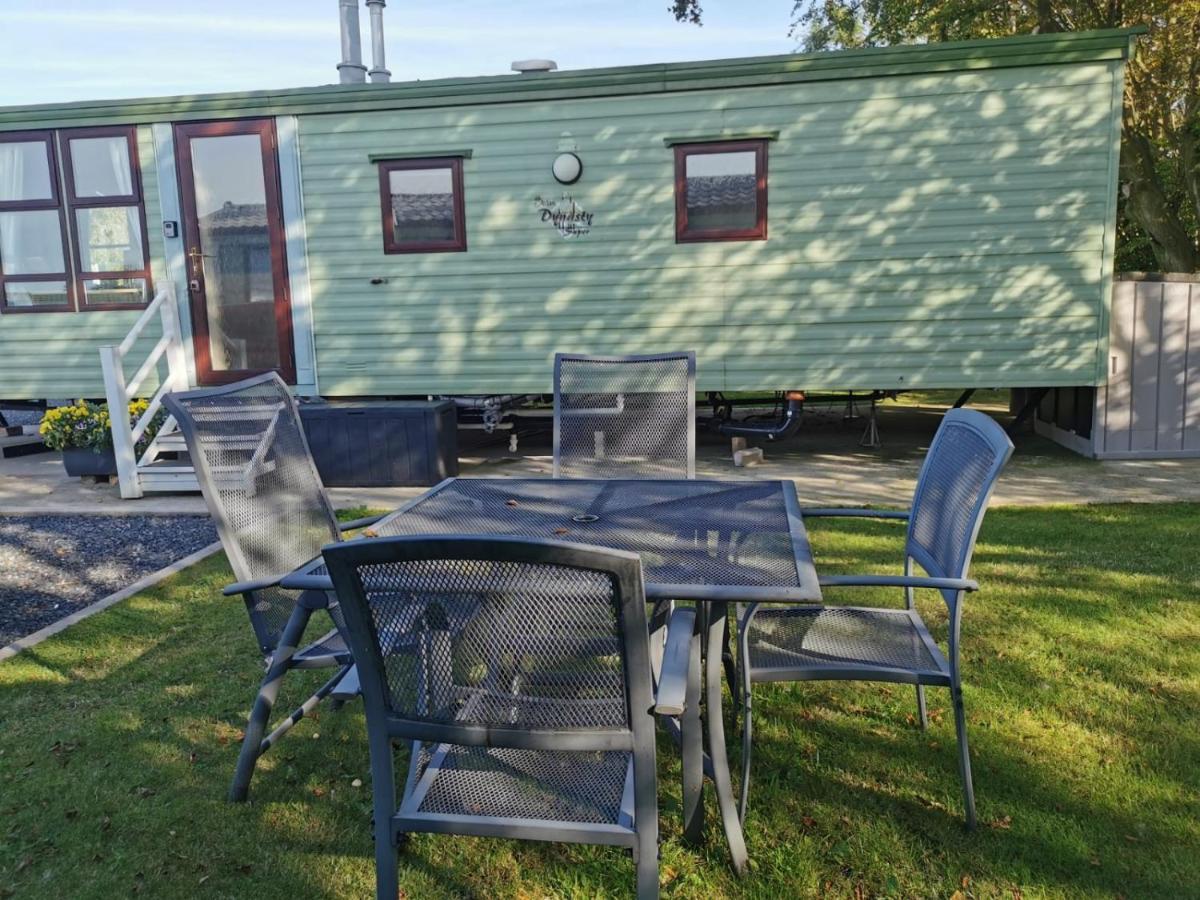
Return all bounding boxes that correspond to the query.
[0,29,1136,416]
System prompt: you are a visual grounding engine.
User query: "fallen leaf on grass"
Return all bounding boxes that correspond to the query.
[989,815,1012,830]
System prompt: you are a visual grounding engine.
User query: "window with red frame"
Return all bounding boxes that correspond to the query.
[378,157,466,254]
[674,140,768,243]
[0,126,151,313]
[0,131,73,312]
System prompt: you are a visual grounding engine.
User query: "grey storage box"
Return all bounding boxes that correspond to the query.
[300,400,457,487]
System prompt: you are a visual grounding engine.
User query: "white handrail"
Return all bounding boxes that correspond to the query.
[117,290,170,357]
[99,284,189,499]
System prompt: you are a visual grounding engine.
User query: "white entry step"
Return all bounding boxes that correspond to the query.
[0,426,48,459]
[135,457,199,492]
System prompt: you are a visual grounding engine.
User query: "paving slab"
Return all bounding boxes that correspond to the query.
[1,401,1198,516]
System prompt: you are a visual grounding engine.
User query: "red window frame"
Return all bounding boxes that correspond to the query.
[0,130,75,313]
[674,139,768,244]
[60,125,153,311]
[378,157,466,254]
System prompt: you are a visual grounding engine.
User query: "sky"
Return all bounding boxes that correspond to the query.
[0,1,801,107]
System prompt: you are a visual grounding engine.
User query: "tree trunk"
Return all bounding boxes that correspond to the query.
[1181,117,1200,247]
[1120,130,1200,272]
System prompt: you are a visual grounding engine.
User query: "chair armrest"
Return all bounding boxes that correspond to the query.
[817,574,978,592]
[800,507,910,520]
[331,665,361,701]
[222,574,290,597]
[280,572,335,592]
[338,514,384,533]
[652,606,696,717]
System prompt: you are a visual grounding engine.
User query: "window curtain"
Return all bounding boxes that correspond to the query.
[0,142,27,202]
[103,136,133,196]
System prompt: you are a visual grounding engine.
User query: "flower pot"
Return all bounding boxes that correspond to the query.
[62,447,118,478]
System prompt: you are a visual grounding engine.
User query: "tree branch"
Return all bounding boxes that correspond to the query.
[1121,130,1200,272]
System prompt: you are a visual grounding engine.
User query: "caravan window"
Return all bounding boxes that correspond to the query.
[674,140,768,243]
[0,132,72,310]
[378,157,466,254]
[62,127,151,308]
[0,126,150,313]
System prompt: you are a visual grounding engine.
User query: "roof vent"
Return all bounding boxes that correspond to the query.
[511,59,558,74]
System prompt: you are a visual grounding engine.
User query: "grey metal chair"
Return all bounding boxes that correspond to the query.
[323,535,694,900]
[736,408,1014,828]
[553,350,698,676]
[163,372,380,801]
[553,351,696,479]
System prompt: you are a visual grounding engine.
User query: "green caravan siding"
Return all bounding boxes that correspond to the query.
[0,126,168,400]
[298,61,1122,396]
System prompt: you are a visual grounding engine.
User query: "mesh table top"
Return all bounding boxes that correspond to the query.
[288,478,821,603]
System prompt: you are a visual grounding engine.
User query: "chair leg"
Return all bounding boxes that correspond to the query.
[739,689,753,824]
[951,683,977,829]
[915,684,928,730]
[736,609,755,823]
[375,838,399,900]
[722,615,739,716]
[229,606,312,802]
[680,613,704,844]
[634,840,659,900]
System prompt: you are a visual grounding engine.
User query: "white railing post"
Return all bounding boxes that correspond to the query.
[99,286,192,499]
[100,345,143,499]
[161,283,188,391]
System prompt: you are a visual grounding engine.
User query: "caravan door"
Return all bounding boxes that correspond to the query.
[174,119,295,385]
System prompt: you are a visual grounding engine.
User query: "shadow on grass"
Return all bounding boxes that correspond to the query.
[0,503,1197,897]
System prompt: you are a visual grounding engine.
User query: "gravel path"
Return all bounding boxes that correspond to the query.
[0,514,217,647]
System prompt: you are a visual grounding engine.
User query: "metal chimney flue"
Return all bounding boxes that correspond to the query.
[366,0,391,83]
[337,0,367,84]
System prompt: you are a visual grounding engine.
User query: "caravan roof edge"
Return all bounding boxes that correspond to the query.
[0,26,1146,130]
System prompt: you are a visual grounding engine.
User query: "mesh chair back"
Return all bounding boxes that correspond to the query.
[905,408,1014,582]
[164,373,340,653]
[554,352,696,479]
[323,536,652,753]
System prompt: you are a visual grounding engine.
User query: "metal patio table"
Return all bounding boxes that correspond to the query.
[282,477,822,873]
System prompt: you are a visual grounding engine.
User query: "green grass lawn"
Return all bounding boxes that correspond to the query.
[2,504,1198,899]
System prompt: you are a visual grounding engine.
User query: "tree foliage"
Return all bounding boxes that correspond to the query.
[671,0,1200,272]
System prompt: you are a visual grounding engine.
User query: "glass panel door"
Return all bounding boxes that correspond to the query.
[174,120,294,384]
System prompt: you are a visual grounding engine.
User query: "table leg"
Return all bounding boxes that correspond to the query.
[681,604,704,844]
[704,601,750,875]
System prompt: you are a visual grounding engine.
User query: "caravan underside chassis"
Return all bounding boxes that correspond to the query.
[441,394,547,452]
[708,390,893,448]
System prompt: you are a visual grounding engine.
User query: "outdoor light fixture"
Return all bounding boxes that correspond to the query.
[552,151,583,185]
